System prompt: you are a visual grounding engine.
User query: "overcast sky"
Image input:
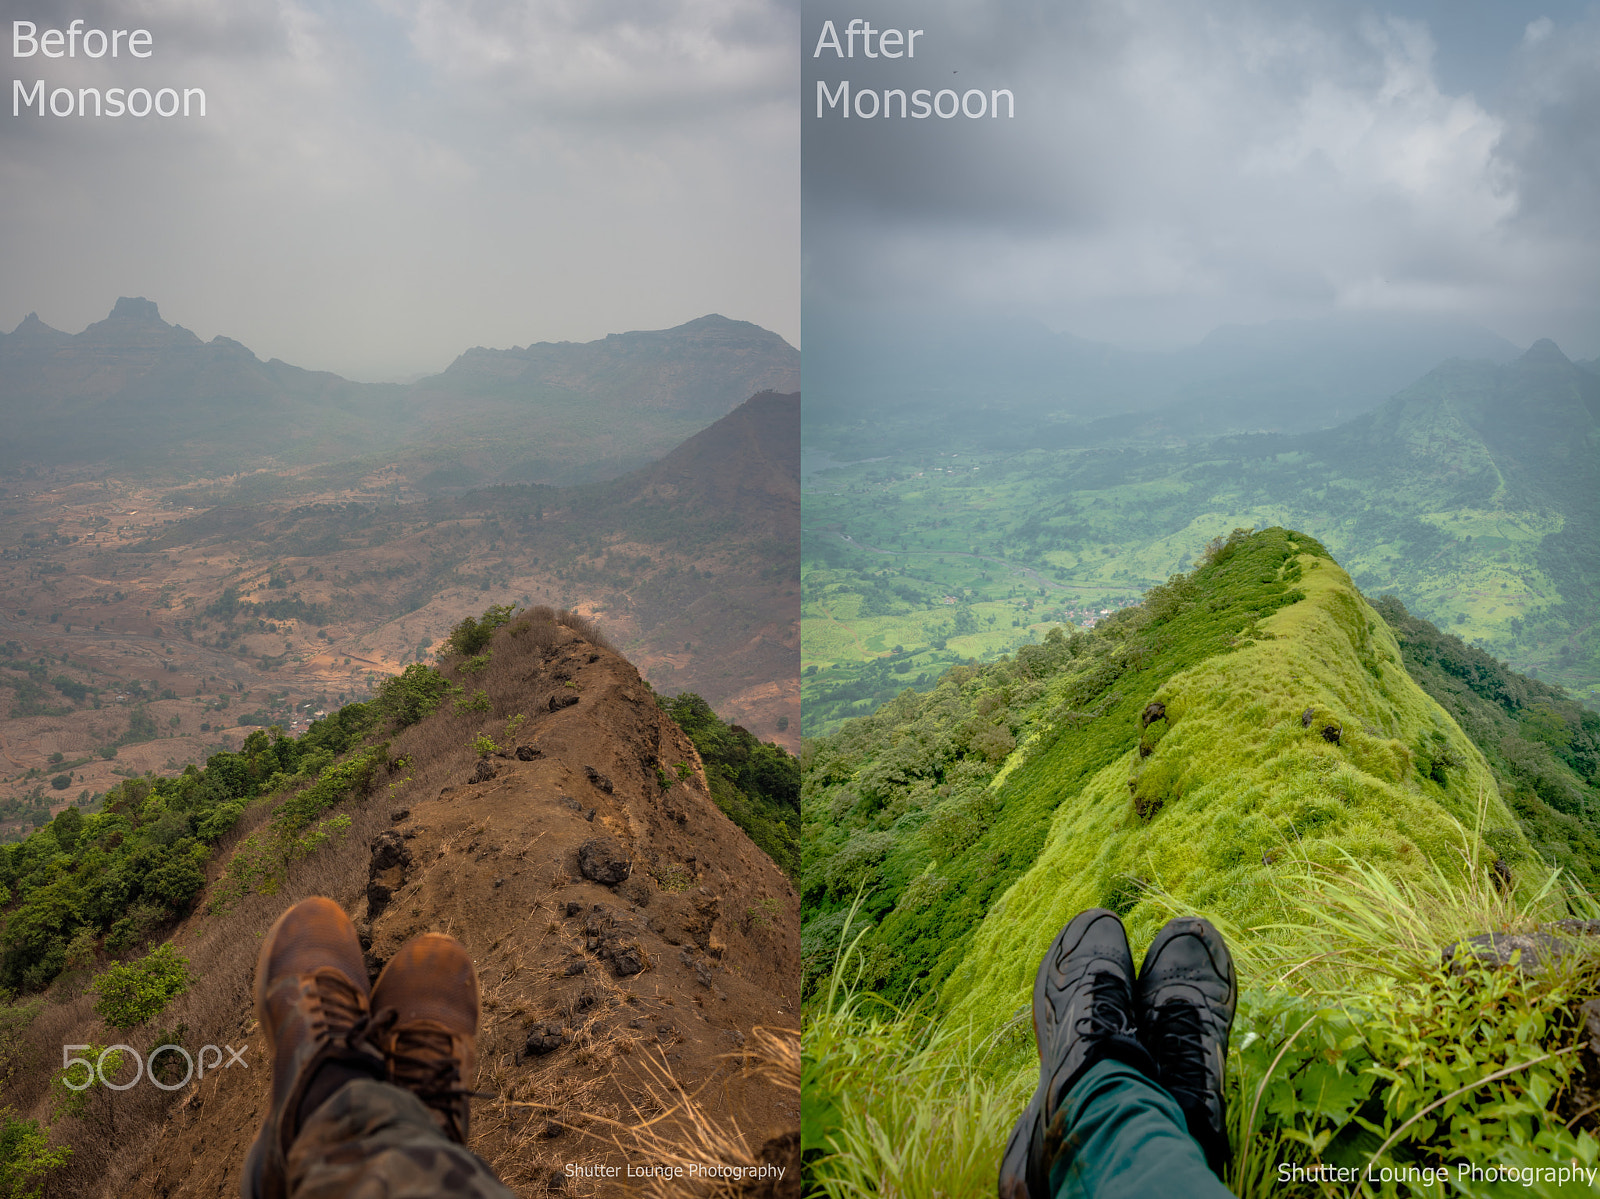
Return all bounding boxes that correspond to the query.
[803,0,1600,358]
[2,0,799,380]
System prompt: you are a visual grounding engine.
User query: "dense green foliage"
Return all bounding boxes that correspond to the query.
[371,663,458,729]
[0,1107,69,1199]
[659,691,800,878]
[445,603,517,657]
[0,698,379,992]
[803,527,1339,999]
[89,943,190,1029]
[804,529,1600,1197]
[1375,596,1600,887]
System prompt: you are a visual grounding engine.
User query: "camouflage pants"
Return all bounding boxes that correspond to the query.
[286,1078,517,1198]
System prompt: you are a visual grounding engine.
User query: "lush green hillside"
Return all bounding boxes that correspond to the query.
[801,341,1600,734]
[802,530,1600,1197]
[1375,596,1600,889]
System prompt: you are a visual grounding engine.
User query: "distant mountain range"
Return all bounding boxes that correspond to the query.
[803,308,1525,445]
[0,299,798,483]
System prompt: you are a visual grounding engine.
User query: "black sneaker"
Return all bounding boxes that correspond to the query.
[998,909,1156,1199]
[1136,916,1237,1178]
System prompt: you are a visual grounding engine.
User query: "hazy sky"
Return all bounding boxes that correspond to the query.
[803,0,1600,357]
[2,0,799,380]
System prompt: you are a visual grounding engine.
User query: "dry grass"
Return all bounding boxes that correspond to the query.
[598,1027,801,1199]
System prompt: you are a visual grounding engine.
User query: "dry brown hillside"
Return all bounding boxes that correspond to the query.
[0,391,799,835]
[13,608,798,1198]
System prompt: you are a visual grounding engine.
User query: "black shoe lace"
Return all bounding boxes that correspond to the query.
[1074,971,1136,1042]
[1148,998,1207,1097]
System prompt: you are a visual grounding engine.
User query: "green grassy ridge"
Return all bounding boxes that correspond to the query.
[802,530,1600,1198]
[805,529,1343,995]
[941,542,1515,1029]
[800,529,1559,1020]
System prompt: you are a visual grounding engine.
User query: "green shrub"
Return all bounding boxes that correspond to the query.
[373,664,456,729]
[0,1106,70,1198]
[104,903,165,954]
[454,689,489,715]
[90,943,189,1029]
[446,604,517,657]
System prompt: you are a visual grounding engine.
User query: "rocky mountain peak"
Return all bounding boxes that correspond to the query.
[108,296,163,323]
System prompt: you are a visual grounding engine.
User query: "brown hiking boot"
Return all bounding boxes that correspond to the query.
[367,932,481,1144]
[243,897,386,1199]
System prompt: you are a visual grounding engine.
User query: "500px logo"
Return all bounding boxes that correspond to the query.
[61,1042,248,1092]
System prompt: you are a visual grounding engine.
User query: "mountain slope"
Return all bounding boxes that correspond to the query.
[0,608,799,1198]
[801,531,1600,1198]
[436,314,799,421]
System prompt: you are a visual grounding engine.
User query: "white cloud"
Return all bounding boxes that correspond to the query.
[805,0,1597,354]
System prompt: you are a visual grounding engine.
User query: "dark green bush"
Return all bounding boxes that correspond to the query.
[373,665,455,729]
[446,604,517,657]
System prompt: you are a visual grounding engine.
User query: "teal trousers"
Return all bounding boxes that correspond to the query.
[1048,1060,1236,1199]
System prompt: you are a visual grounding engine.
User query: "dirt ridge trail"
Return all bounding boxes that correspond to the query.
[121,618,800,1198]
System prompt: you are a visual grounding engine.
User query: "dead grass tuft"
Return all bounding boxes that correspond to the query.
[587,1027,801,1198]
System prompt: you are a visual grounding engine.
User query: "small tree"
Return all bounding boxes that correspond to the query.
[90,944,190,1029]
[0,1107,71,1199]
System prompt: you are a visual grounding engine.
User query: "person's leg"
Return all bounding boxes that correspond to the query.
[243,899,515,1199]
[1135,917,1238,1177]
[243,896,390,1199]
[285,1078,514,1199]
[998,908,1159,1198]
[998,909,1240,1199]
[1045,1059,1233,1199]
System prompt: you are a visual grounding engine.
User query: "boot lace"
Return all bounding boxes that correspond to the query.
[1073,971,1137,1043]
[374,1010,464,1099]
[1147,998,1208,1097]
[310,968,368,1038]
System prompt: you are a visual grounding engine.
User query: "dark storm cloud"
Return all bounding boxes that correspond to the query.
[1,0,798,380]
[803,0,1600,355]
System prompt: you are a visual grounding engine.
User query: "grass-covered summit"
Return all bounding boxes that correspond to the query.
[943,526,1525,1022]
[803,529,1600,1196]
